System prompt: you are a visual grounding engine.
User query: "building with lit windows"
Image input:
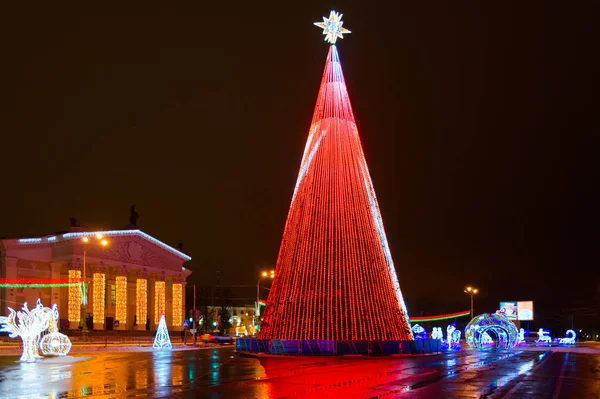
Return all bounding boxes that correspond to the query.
[0,227,191,331]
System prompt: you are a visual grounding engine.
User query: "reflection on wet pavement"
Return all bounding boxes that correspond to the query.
[1,347,599,398]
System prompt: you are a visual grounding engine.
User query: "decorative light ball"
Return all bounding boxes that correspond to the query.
[40,332,72,356]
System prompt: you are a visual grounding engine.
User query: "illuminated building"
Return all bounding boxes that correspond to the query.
[0,226,191,331]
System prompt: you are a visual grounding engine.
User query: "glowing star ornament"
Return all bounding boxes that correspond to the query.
[314,11,351,44]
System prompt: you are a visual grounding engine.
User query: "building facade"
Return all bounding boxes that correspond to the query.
[0,228,191,331]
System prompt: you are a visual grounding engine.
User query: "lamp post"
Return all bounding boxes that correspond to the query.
[255,270,274,331]
[464,286,479,320]
[80,235,108,335]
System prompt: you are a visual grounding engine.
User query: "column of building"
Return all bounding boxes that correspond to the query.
[67,258,82,330]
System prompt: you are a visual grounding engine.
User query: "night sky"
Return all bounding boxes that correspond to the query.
[1,3,597,326]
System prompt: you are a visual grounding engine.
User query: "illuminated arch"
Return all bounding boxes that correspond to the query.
[465,313,518,349]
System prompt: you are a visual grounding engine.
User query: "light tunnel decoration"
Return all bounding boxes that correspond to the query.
[465,313,518,349]
[258,43,412,342]
[0,299,72,362]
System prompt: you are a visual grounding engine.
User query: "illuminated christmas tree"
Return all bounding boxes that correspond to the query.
[153,315,172,349]
[259,11,413,342]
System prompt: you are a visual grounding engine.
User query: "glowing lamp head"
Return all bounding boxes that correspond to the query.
[466,287,472,292]
[270,270,275,278]
[96,234,103,239]
[101,239,108,246]
[473,289,478,294]
[261,271,268,277]
[82,237,89,243]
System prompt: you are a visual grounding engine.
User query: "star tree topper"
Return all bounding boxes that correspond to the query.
[314,10,351,44]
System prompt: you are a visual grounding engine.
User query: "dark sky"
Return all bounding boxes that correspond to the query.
[1,3,597,321]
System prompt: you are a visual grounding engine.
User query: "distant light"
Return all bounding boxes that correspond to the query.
[82,237,89,243]
[101,240,108,246]
[261,271,268,277]
[189,317,193,322]
[18,238,43,244]
[212,321,217,327]
[96,234,103,239]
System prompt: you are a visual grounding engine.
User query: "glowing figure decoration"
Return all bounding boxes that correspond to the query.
[441,324,461,350]
[465,313,518,349]
[153,315,172,349]
[0,300,50,362]
[517,328,527,346]
[536,328,552,345]
[411,324,428,340]
[431,327,443,340]
[559,329,576,345]
[313,10,351,44]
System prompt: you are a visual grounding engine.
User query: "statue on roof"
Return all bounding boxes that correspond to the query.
[129,205,139,227]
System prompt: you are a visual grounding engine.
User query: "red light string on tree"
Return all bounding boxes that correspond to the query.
[259,45,413,342]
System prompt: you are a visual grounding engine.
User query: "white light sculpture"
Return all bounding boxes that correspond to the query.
[517,328,526,345]
[153,314,172,349]
[536,328,552,345]
[431,327,443,340]
[313,10,351,44]
[559,329,576,345]
[38,304,72,356]
[0,301,49,362]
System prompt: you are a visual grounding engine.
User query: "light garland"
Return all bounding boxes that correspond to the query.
[258,32,413,342]
[93,273,105,323]
[136,279,147,326]
[152,314,172,349]
[154,281,165,324]
[17,230,191,261]
[409,310,471,323]
[68,270,82,323]
[172,283,182,327]
[0,277,83,288]
[116,276,127,325]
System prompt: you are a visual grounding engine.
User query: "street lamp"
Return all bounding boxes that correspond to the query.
[464,286,479,320]
[80,235,109,335]
[256,270,275,327]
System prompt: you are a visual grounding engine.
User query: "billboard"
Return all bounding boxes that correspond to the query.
[517,301,534,320]
[499,302,518,320]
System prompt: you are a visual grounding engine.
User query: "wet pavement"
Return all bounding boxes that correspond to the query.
[0,346,599,398]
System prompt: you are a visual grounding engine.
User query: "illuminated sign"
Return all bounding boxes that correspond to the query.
[517,301,534,321]
[499,302,518,320]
